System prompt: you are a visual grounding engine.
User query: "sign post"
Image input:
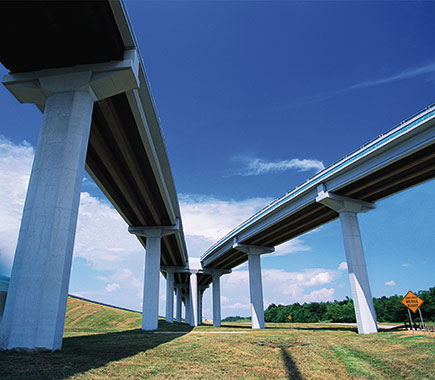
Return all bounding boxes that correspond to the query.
[288,315,292,323]
[418,309,426,334]
[407,308,415,335]
[401,291,425,335]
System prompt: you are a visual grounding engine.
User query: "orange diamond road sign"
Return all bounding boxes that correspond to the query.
[401,291,424,313]
[288,315,292,320]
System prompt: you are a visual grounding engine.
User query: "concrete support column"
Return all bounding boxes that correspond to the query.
[233,242,274,329]
[0,87,94,351]
[0,292,6,324]
[248,253,265,329]
[212,274,221,327]
[199,291,203,325]
[339,210,378,334]
[198,286,207,325]
[0,276,9,325]
[316,185,378,334]
[165,271,174,323]
[175,287,182,323]
[142,236,161,330]
[184,296,191,324]
[0,51,140,351]
[129,221,179,331]
[190,273,198,326]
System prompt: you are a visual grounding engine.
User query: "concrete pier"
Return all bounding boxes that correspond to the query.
[0,84,94,351]
[248,253,265,329]
[190,273,198,326]
[339,210,378,334]
[175,286,182,323]
[165,270,174,323]
[316,185,378,334]
[212,274,221,327]
[233,242,274,329]
[129,222,179,331]
[0,51,140,351]
[142,236,161,330]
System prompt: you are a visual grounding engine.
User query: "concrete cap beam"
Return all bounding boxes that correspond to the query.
[233,241,274,256]
[129,219,179,238]
[316,184,375,213]
[3,49,140,107]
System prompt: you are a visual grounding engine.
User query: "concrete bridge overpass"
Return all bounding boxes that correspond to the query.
[0,0,212,350]
[0,0,434,352]
[201,105,435,333]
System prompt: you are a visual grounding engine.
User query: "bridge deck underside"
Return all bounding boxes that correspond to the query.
[87,93,184,267]
[0,1,187,268]
[207,142,435,270]
[0,1,124,73]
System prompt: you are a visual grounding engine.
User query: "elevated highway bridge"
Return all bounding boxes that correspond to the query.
[0,0,208,350]
[0,0,433,351]
[201,105,435,333]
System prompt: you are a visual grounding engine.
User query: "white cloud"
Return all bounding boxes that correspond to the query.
[0,136,34,274]
[385,280,396,286]
[219,267,340,315]
[274,239,311,256]
[180,194,313,260]
[229,157,324,177]
[402,263,410,268]
[338,261,348,271]
[179,194,272,257]
[105,283,120,293]
[224,302,251,310]
[303,288,335,303]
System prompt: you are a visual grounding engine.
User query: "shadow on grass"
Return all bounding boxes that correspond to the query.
[290,326,358,333]
[0,323,193,380]
[280,347,305,380]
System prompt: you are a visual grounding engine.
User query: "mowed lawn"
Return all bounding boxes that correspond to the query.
[0,297,434,380]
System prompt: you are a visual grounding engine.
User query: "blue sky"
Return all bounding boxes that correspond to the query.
[0,1,434,319]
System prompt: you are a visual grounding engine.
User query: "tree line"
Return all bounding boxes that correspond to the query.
[264,287,435,323]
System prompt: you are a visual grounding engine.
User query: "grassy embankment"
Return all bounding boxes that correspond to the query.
[0,296,434,380]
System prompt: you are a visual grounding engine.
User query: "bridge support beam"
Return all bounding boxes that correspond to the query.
[129,222,179,331]
[233,242,274,329]
[175,286,182,323]
[316,185,378,334]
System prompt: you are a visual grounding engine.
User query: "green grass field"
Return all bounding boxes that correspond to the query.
[0,297,434,380]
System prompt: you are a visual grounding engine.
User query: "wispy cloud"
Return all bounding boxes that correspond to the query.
[385,280,396,286]
[349,62,435,91]
[228,157,324,177]
[281,61,435,110]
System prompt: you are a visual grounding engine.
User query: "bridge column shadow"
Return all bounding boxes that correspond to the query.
[280,346,306,380]
[0,325,193,380]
